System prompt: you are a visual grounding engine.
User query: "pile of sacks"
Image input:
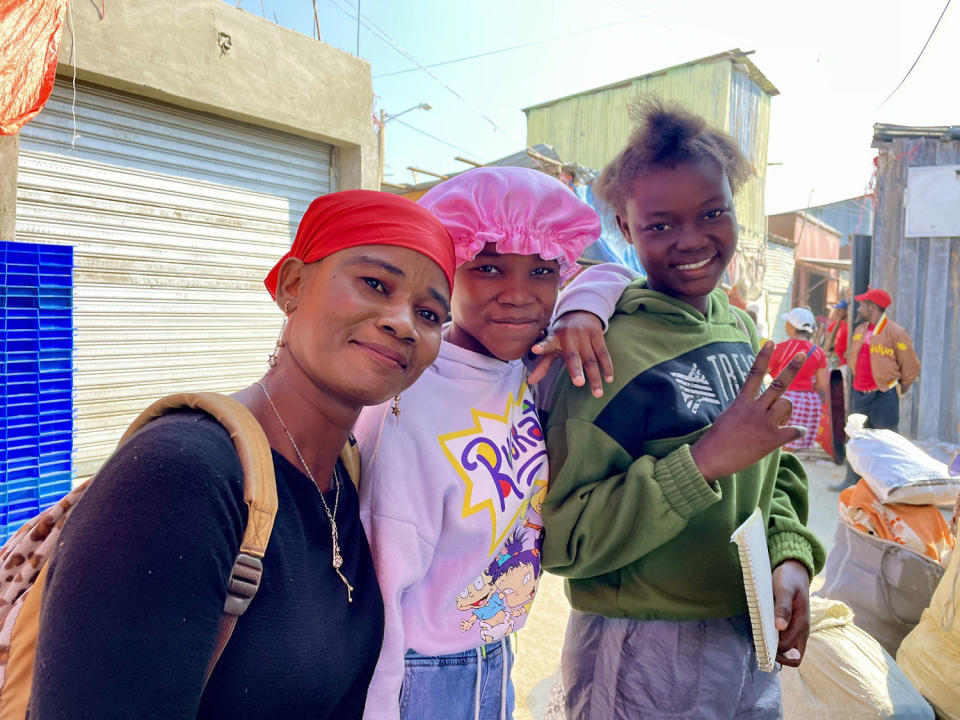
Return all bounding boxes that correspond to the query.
[781,416,960,719]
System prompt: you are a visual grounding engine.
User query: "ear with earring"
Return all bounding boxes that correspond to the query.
[267,300,292,369]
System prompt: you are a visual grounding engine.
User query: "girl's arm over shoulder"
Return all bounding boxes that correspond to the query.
[528,264,641,397]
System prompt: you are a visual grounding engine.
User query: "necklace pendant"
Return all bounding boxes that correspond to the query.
[332,549,343,569]
[335,567,354,603]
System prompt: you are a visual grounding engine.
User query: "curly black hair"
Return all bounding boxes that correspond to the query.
[595,97,753,216]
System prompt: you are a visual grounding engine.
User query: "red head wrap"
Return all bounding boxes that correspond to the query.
[264,190,456,298]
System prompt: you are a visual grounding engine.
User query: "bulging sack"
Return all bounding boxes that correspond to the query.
[816,520,944,657]
[897,526,960,720]
[780,596,933,720]
[845,414,960,505]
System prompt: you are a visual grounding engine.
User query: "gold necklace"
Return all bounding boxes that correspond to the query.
[256,382,354,603]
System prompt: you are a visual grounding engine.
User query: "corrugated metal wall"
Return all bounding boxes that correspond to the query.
[871,136,960,442]
[15,81,336,478]
[525,57,771,296]
[525,60,731,176]
[764,240,797,341]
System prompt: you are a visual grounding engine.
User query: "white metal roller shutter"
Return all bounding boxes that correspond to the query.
[15,81,337,478]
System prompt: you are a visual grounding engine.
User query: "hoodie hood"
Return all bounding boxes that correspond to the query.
[616,279,740,329]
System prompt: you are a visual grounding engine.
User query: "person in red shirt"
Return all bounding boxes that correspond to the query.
[826,299,849,366]
[833,287,921,490]
[770,307,828,450]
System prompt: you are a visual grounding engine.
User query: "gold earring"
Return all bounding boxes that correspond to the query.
[268,301,292,369]
[390,394,401,424]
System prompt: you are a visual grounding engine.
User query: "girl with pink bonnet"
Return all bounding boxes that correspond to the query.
[355,167,632,720]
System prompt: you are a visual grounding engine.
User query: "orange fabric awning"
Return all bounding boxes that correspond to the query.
[0,0,69,135]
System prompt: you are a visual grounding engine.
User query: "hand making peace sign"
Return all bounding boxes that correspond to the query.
[690,342,808,482]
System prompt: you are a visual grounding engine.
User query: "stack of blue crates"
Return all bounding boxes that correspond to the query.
[1,241,74,542]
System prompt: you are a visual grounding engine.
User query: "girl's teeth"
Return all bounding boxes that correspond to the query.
[677,257,712,270]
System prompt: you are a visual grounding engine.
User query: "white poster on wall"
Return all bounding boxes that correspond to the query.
[905,165,960,238]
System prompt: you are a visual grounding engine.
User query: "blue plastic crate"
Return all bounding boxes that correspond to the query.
[36,307,70,329]
[38,458,71,476]
[38,436,71,453]
[3,381,40,400]
[4,246,41,263]
[38,374,71,392]
[38,418,72,437]
[2,417,40,439]
[3,443,40,465]
[37,356,71,374]
[4,394,40,412]
[38,397,72,415]
[7,506,41,526]
[38,488,71,506]
[3,313,40,330]
[38,245,73,264]
[2,240,75,534]
[38,336,72,354]
[3,354,39,374]
[39,448,71,465]
[5,336,40,353]
[2,466,41,486]
[37,287,72,309]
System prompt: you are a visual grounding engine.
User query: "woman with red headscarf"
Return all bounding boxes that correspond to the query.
[28,191,457,719]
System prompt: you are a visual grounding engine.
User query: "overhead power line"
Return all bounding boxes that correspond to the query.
[877,0,951,109]
[373,17,646,79]
[327,0,519,142]
[392,118,482,159]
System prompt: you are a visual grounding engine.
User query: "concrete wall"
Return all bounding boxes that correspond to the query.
[0,134,17,241]
[57,0,377,189]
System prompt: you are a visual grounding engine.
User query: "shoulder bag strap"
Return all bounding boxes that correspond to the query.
[121,392,278,682]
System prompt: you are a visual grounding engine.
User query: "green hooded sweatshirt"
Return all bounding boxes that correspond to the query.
[542,280,826,621]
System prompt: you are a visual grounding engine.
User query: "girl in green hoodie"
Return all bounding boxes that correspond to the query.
[541,99,825,720]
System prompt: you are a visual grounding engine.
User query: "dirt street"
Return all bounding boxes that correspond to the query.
[512,448,848,720]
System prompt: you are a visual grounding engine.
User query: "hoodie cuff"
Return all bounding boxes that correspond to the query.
[768,530,822,579]
[653,444,721,519]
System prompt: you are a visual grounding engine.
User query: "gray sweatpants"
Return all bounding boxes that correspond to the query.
[562,610,781,720]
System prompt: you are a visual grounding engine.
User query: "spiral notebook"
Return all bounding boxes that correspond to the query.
[730,507,778,672]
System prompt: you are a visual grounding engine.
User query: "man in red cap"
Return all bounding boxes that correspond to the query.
[832,287,920,490]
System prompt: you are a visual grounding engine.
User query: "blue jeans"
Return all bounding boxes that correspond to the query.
[401,640,515,720]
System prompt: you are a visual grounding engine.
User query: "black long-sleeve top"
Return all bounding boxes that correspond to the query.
[30,411,383,719]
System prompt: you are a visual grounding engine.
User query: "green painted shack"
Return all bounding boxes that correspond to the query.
[523,49,778,302]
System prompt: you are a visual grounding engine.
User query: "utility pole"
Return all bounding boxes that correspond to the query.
[378,109,386,189]
[377,104,430,189]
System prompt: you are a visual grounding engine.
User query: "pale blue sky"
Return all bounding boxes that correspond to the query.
[242,0,958,214]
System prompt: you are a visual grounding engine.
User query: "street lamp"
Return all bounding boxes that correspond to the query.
[379,103,431,188]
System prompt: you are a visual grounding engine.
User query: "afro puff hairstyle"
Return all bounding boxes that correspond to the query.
[595,97,754,217]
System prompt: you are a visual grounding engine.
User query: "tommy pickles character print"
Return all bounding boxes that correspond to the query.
[440,380,546,640]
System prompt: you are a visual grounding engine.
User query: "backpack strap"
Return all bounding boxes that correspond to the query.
[121,392,278,682]
[339,433,361,490]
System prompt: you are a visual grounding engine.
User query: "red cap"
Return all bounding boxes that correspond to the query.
[265,190,456,298]
[854,287,891,309]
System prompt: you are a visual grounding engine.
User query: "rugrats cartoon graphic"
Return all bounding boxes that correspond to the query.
[523,485,547,535]
[487,528,541,619]
[456,568,513,643]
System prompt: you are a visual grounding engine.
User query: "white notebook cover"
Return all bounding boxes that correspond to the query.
[730,507,778,672]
